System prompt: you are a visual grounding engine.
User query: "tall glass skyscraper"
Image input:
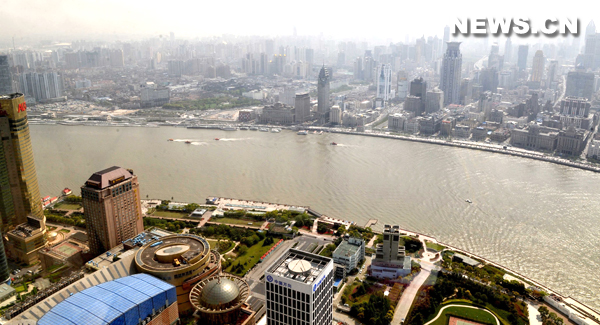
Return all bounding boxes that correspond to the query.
[440,42,462,106]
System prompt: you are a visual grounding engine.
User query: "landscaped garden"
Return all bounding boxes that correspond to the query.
[428,305,497,325]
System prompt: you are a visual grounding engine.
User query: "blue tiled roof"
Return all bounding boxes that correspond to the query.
[38,274,175,325]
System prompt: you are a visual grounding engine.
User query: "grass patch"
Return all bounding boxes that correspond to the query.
[59,229,70,233]
[150,210,190,218]
[207,239,235,254]
[53,202,82,210]
[212,217,263,227]
[225,239,276,276]
[426,241,446,251]
[429,305,497,325]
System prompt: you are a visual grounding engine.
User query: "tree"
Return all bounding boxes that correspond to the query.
[237,245,248,256]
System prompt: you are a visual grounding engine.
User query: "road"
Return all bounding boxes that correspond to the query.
[391,262,438,325]
[423,304,500,325]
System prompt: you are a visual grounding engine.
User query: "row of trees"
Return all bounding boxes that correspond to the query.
[350,293,393,325]
[538,306,564,325]
[44,210,85,228]
[143,217,195,232]
[63,195,82,202]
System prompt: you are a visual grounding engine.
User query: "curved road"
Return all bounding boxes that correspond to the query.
[424,304,500,325]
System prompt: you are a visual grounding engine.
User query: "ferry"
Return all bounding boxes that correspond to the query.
[168,139,174,141]
[330,142,338,146]
[465,199,472,204]
[271,128,281,133]
[249,126,259,131]
[259,127,269,132]
[297,130,308,135]
[185,141,192,144]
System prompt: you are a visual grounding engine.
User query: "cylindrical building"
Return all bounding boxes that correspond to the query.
[134,234,220,313]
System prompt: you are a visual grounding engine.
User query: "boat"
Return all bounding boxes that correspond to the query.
[313,131,318,134]
[259,127,269,132]
[239,126,249,130]
[330,142,338,146]
[319,131,323,135]
[221,125,238,131]
[271,128,281,133]
[168,139,174,141]
[185,141,192,144]
[297,130,308,135]
[465,199,472,203]
[214,138,220,141]
[249,126,259,131]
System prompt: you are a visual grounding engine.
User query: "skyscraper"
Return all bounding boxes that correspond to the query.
[265,249,333,325]
[531,50,545,82]
[0,55,13,95]
[0,93,44,225]
[0,93,46,264]
[317,66,330,124]
[19,71,63,103]
[566,70,595,101]
[504,37,512,63]
[376,64,392,101]
[0,229,8,281]
[440,42,462,106]
[443,26,450,53]
[517,45,529,71]
[294,92,311,123]
[81,166,143,255]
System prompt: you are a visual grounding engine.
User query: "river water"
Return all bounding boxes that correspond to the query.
[30,125,600,310]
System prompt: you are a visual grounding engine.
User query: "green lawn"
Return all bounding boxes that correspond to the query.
[429,306,497,325]
[53,202,82,210]
[426,241,446,251]
[212,217,263,227]
[151,210,190,219]
[225,239,276,275]
[59,229,70,233]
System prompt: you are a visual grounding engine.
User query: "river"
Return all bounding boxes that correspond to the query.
[30,125,600,310]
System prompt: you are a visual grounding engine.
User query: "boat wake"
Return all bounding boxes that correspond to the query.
[172,139,207,145]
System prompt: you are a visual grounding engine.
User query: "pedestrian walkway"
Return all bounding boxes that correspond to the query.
[424,304,499,325]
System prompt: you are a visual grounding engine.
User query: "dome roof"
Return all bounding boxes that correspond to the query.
[200,277,240,306]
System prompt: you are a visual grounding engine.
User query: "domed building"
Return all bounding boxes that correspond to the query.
[189,273,255,325]
[134,234,221,313]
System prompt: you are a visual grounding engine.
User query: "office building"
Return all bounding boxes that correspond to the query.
[557,126,588,156]
[0,55,13,94]
[510,125,558,151]
[134,234,221,312]
[565,70,596,101]
[440,42,462,105]
[443,26,450,53]
[259,103,295,125]
[504,37,512,63]
[531,50,545,82]
[266,248,333,325]
[189,274,255,325]
[332,237,365,272]
[140,82,170,108]
[37,274,178,325]
[295,93,311,123]
[426,89,444,113]
[396,70,409,99]
[0,94,44,225]
[370,225,412,279]
[81,166,143,255]
[583,33,600,69]
[376,64,392,101]
[518,45,529,71]
[0,229,9,281]
[317,66,330,124]
[168,60,185,77]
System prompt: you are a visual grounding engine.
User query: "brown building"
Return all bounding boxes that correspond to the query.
[81,166,143,255]
[5,217,45,264]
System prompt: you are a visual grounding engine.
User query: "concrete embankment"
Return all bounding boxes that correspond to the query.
[329,130,600,173]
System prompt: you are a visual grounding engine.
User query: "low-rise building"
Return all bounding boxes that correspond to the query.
[510,125,558,151]
[556,126,588,156]
[332,237,365,272]
[258,102,295,125]
[452,253,481,267]
[5,217,46,264]
[453,124,471,138]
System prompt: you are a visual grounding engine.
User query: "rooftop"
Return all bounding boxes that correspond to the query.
[83,166,133,189]
[267,249,331,285]
[135,234,209,271]
[333,239,362,258]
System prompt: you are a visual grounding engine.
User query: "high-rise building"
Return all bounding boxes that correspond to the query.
[19,71,63,103]
[583,33,600,69]
[0,55,13,95]
[329,105,341,125]
[504,37,512,63]
[426,88,444,113]
[585,20,596,51]
[317,66,330,124]
[295,93,311,123]
[440,42,462,105]
[517,45,529,71]
[531,50,545,82]
[565,70,596,101]
[396,70,409,99]
[0,229,8,281]
[0,93,46,263]
[81,166,143,255]
[370,225,412,279]
[265,248,333,325]
[443,26,450,53]
[376,64,392,101]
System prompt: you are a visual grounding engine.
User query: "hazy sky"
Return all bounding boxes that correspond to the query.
[2,0,598,42]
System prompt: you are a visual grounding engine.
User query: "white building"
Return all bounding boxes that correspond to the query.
[332,237,365,272]
[376,64,393,101]
[266,249,333,325]
[396,70,409,100]
[587,137,600,159]
[329,105,342,125]
[19,71,64,102]
[140,82,170,108]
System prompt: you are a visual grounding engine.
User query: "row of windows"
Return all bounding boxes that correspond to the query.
[267,282,309,302]
[267,296,308,313]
